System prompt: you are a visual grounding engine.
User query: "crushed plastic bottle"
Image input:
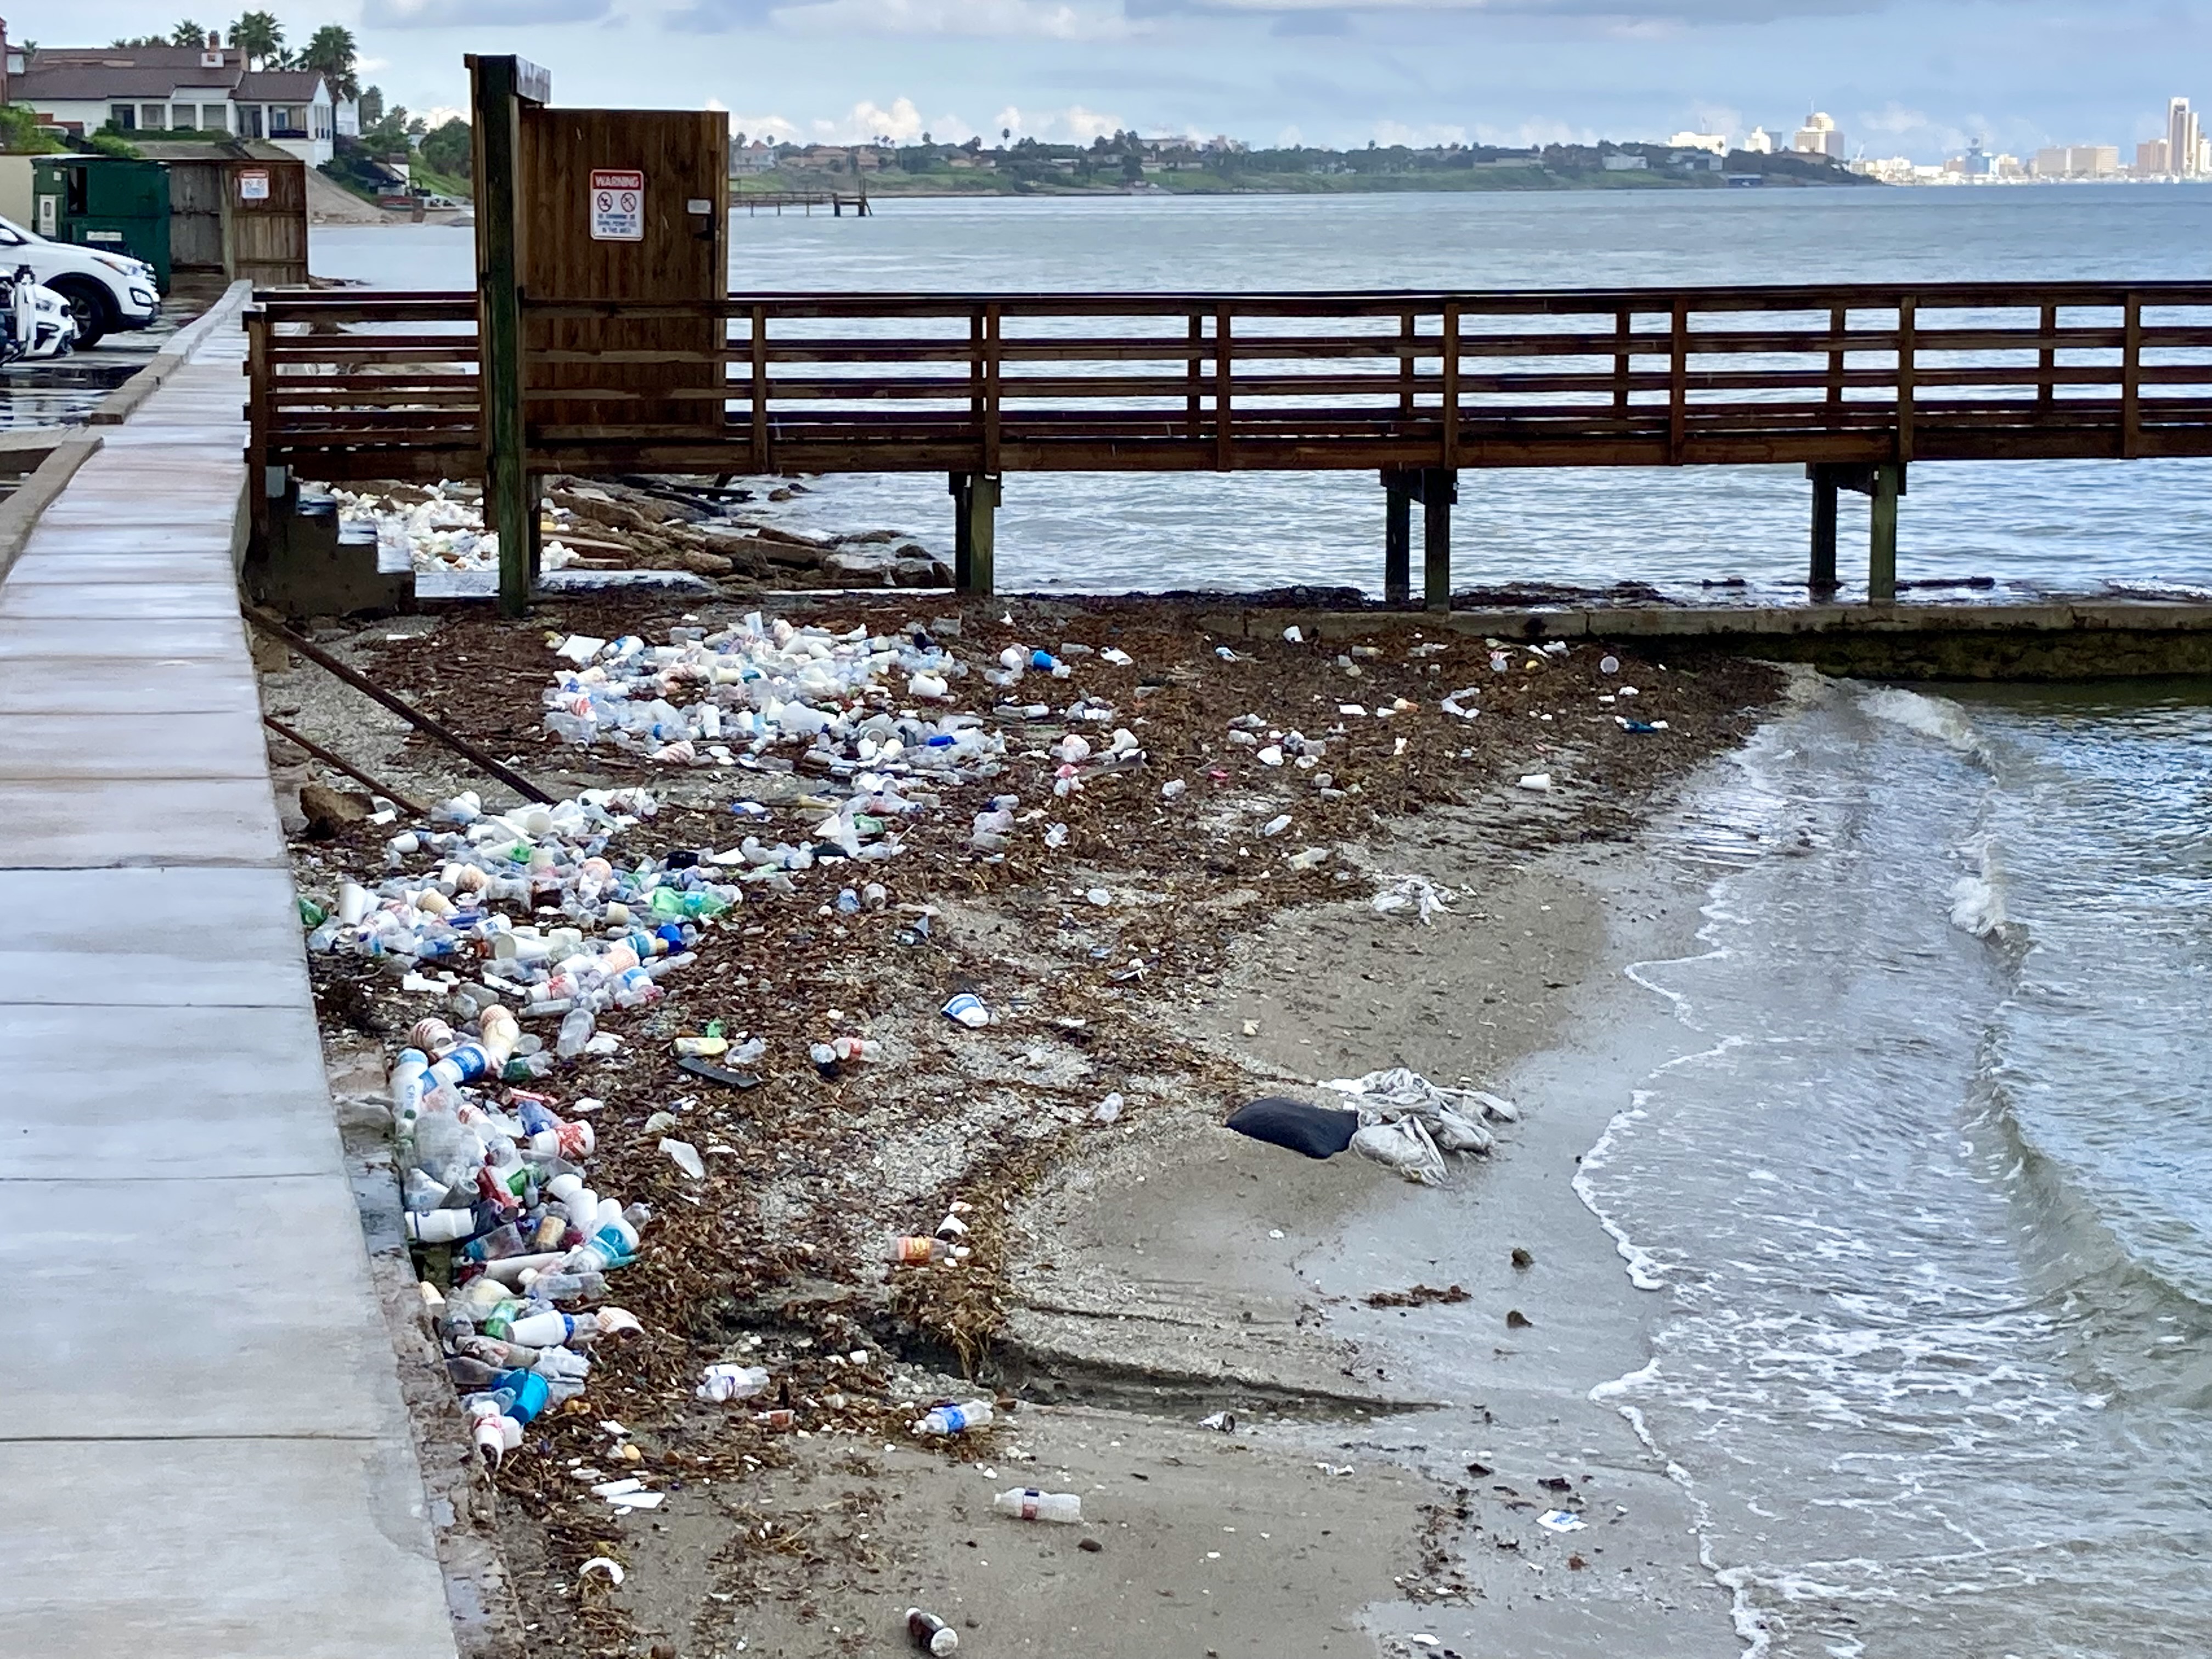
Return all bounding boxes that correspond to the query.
[696,1363,771,1403]
[912,1399,994,1437]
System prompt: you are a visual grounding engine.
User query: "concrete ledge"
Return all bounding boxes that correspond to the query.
[1195,600,2212,680]
[87,278,255,427]
[0,435,103,585]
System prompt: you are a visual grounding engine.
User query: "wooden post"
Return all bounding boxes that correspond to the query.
[1214,302,1233,471]
[245,303,273,556]
[466,54,547,620]
[1808,463,1839,594]
[1441,302,1460,468]
[1827,304,1847,407]
[950,471,999,595]
[1421,466,1455,613]
[749,303,769,473]
[1382,469,1412,604]
[1184,312,1203,443]
[1612,308,1630,415]
[2121,291,2141,459]
[1668,297,1688,462]
[2038,301,2057,413]
[982,301,1002,475]
[1895,295,1916,464]
[1869,462,1901,602]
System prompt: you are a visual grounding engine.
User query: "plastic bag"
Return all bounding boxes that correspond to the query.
[1351,1116,1448,1186]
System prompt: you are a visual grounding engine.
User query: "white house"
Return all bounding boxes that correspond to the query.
[3,40,340,168]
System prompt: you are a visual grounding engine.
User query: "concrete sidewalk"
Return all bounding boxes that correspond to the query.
[0,294,456,1657]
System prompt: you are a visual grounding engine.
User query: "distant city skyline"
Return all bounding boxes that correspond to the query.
[32,0,2212,167]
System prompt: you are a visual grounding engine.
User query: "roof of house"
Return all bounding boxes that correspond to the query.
[11,46,325,105]
[31,45,244,70]
[12,65,200,100]
[234,71,326,101]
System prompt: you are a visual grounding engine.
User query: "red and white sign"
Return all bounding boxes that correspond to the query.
[237,168,270,201]
[589,169,644,241]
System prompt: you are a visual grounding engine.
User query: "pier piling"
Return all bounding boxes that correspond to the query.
[1382,469,1413,603]
[951,471,1000,595]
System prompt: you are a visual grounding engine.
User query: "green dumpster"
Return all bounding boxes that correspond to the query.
[31,156,172,291]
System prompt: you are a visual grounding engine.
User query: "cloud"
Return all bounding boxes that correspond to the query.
[729,112,804,139]
[1373,118,1468,145]
[1126,0,1887,20]
[993,103,1127,140]
[362,0,613,25]
[672,0,1132,34]
[1272,7,1351,31]
[797,97,982,142]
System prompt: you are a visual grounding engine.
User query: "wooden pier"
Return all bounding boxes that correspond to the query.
[731,190,871,216]
[244,280,2212,606]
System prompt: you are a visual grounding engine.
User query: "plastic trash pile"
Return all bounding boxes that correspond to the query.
[298,786,750,1464]
[334,483,584,575]
[541,618,1008,782]
[397,1012,647,1468]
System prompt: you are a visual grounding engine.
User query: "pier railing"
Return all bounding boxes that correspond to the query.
[245,281,2212,599]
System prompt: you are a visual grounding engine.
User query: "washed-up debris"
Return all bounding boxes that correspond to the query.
[993,1487,1083,1522]
[1536,1509,1587,1533]
[1364,1283,1471,1308]
[1224,1096,1362,1159]
[273,592,1783,1650]
[907,1606,960,1655]
[1370,873,1457,925]
[1350,1116,1449,1185]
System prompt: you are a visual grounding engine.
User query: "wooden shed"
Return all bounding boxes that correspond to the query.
[134,140,309,287]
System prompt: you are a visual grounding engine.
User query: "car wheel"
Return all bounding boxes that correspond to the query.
[50,278,111,349]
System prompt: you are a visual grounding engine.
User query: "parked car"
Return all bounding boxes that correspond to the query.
[0,216,159,348]
[0,266,77,364]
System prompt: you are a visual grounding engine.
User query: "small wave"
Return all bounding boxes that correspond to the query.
[1861,686,1991,765]
[1575,1090,1671,1290]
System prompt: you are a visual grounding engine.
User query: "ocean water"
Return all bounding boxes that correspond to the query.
[1575,680,2212,1657]
[312,187,2212,599]
[312,198,2212,1655]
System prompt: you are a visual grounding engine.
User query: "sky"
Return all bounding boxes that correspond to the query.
[31,0,2212,161]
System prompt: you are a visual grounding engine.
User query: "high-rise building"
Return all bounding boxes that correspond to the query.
[2137,138,2172,176]
[2035,144,2121,179]
[1792,112,1844,159]
[1743,126,1774,154]
[2169,98,2201,177]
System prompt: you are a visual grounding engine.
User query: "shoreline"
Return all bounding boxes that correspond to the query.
[264,591,1786,1657]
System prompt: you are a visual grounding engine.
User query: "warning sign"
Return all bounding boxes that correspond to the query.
[590,170,645,241]
[238,168,270,201]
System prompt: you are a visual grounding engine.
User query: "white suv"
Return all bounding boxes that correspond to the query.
[0,215,160,348]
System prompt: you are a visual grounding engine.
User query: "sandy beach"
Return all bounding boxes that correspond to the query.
[263,589,1782,1658]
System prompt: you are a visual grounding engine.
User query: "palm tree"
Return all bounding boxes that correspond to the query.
[225,11,283,71]
[169,20,211,47]
[300,24,359,102]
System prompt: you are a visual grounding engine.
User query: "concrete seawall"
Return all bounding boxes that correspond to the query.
[1197,599,2212,680]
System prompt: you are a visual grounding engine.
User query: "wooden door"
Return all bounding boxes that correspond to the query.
[518,108,728,439]
[167,162,224,270]
[229,159,308,286]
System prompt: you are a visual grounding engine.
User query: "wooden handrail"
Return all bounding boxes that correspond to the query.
[245,281,2212,489]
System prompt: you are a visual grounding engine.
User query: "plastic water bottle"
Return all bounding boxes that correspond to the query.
[888,1236,951,1265]
[556,1006,595,1059]
[696,1363,771,1403]
[992,1488,1082,1523]
[912,1399,993,1437]
[906,1607,958,1655]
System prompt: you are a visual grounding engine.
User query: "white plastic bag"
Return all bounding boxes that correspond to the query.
[1351,1116,1448,1186]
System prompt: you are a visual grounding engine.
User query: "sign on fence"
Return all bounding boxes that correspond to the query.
[589,169,645,241]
